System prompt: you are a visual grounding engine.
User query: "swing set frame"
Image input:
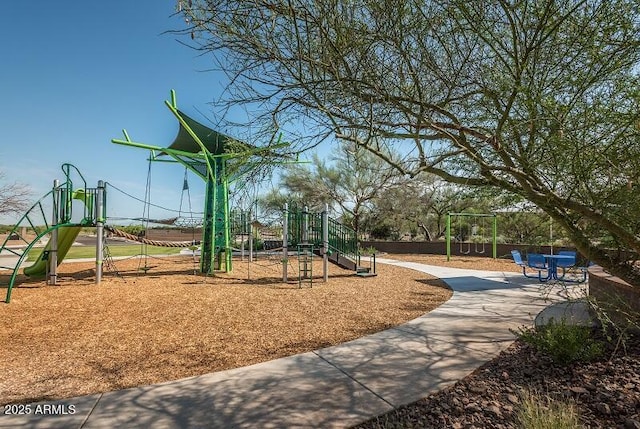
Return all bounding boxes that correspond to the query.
[446,212,498,261]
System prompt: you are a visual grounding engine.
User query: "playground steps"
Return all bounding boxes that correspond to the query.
[355,266,377,277]
[321,250,357,271]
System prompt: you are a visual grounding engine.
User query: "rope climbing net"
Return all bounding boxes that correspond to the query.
[105,225,200,248]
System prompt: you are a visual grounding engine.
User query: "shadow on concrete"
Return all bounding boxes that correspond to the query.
[82,352,392,429]
[0,259,583,428]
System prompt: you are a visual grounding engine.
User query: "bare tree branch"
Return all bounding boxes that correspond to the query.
[0,172,31,216]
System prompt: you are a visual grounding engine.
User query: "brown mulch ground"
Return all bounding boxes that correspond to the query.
[381,253,522,273]
[0,253,453,406]
[8,252,635,427]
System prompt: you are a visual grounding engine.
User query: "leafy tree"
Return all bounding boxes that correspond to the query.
[260,142,398,237]
[366,174,477,241]
[180,1,640,285]
[0,172,31,217]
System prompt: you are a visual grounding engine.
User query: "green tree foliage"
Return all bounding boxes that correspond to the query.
[491,197,572,245]
[499,212,560,246]
[118,224,146,236]
[260,142,398,236]
[365,174,478,241]
[180,1,640,285]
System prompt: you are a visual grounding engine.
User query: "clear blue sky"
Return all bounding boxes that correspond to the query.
[0,1,276,224]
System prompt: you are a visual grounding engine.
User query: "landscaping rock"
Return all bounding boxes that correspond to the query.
[625,418,640,429]
[506,394,518,404]
[570,386,589,394]
[356,335,640,429]
[596,402,612,415]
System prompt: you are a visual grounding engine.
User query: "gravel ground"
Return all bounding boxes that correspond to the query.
[354,335,640,428]
[356,254,640,429]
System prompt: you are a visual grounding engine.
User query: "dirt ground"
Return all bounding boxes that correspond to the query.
[0,252,521,406]
[385,253,522,273]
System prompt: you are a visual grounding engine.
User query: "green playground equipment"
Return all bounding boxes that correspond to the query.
[285,203,358,261]
[446,212,497,261]
[1,164,106,303]
[282,203,375,282]
[297,243,314,288]
[112,90,291,274]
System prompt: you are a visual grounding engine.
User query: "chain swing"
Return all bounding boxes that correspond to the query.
[475,217,486,254]
[178,167,199,274]
[459,216,471,254]
[137,155,154,273]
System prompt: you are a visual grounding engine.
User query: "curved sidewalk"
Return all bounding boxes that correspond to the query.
[0,259,581,429]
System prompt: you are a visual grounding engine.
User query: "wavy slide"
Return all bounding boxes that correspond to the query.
[23,188,93,277]
[23,225,83,277]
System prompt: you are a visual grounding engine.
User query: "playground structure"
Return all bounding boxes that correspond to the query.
[1,91,376,301]
[282,203,376,282]
[219,202,375,286]
[111,90,291,275]
[446,212,497,261]
[111,90,374,282]
[0,164,106,303]
[0,168,367,302]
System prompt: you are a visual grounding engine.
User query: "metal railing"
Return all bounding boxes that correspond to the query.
[286,205,359,262]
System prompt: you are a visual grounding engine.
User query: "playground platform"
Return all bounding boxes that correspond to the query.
[0,259,587,429]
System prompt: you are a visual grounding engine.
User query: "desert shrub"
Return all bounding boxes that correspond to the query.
[119,224,146,236]
[513,317,604,365]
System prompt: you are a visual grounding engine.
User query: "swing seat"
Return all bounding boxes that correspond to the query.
[459,237,472,254]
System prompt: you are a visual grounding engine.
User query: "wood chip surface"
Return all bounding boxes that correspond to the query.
[0,252,472,405]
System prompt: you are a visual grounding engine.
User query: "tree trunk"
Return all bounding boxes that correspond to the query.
[418,222,433,241]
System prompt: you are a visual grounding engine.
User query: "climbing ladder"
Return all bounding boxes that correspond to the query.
[297,243,314,288]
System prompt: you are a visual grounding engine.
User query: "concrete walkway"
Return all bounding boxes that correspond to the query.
[0,259,585,429]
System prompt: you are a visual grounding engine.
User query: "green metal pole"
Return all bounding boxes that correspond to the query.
[49,180,59,286]
[493,214,497,259]
[201,174,216,274]
[112,138,208,164]
[213,162,220,271]
[164,101,216,181]
[221,159,232,271]
[96,180,105,284]
[111,137,163,153]
[446,213,451,261]
[170,89,177,109]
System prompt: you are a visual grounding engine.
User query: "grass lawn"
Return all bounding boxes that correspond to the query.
[27,244,183,261]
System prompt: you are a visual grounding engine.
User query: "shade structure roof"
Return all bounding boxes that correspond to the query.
[168,110,244,156]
